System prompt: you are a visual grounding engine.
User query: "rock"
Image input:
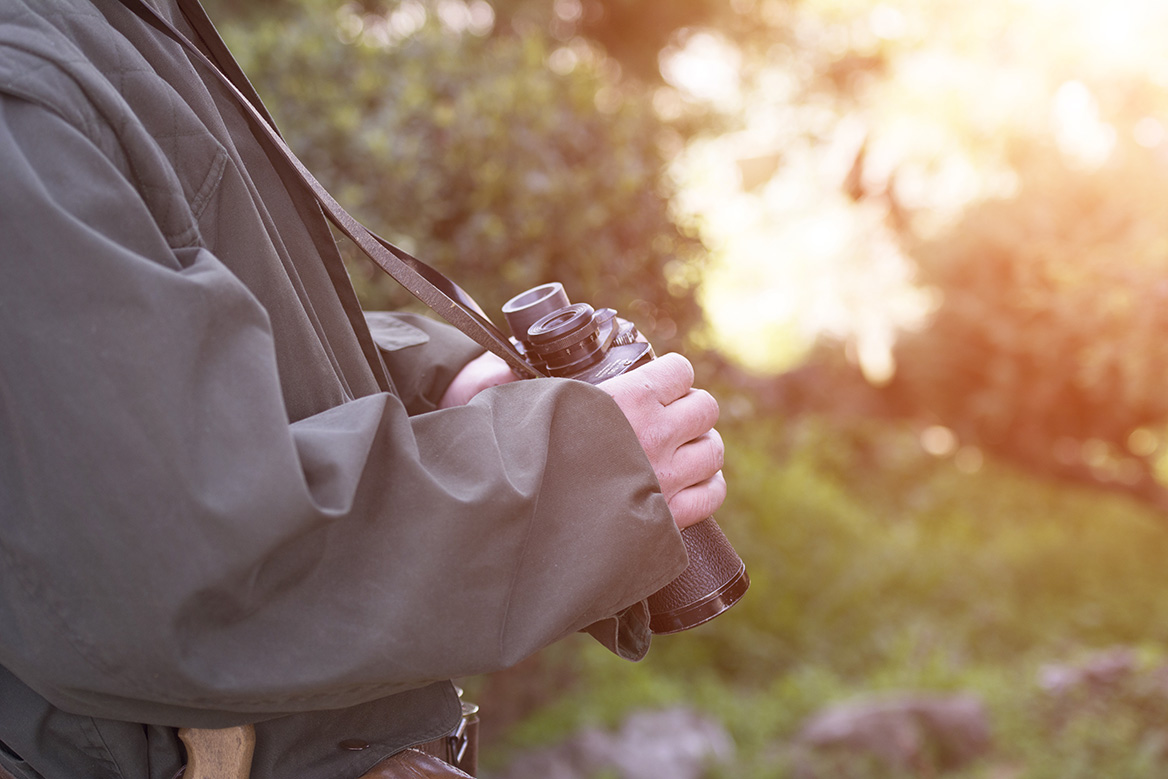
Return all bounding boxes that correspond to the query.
[1038,646,1138,697]
[794,693,992,777]
[489,707,734,779]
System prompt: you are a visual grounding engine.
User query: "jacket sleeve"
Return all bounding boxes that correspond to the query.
[0,95,688,728]
[363,310,486,415]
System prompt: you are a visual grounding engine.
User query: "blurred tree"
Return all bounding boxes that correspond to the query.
[488,0,728,82]
[381,0,799,85]
[689,0,1168,512]
[752,123,1168,512]
[205,0,711,348]
[872,133,1168,510]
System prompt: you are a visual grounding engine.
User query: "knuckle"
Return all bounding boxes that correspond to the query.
[706,482,727,516]
[667,493,697,528]
[669,476,727,528]
[699,476,727,516]
[697,390,720,425]
[706,434,725,473]
[659,352,695,387]
[640,425,670,460]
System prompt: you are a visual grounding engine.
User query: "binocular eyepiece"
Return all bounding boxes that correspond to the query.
[502,283,749,634]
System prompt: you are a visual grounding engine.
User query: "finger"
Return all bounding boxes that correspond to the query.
[659,429,724,499]
[667,471,727,529]
[647,353,696,405]
[602,353,694,407]
[663,388,720,444]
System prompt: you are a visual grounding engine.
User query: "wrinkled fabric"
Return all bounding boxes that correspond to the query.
[0,1,687,777]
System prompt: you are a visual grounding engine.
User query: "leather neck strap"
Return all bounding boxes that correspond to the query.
[121,0,541,378]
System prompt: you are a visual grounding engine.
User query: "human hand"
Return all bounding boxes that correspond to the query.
[599,353,726,529]
[438,352,520,408]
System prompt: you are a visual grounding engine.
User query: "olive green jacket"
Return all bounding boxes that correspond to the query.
[0,1,686,776]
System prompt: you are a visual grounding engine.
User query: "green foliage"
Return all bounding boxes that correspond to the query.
[212,0,708,349]
[1014,663,1168,779]
[650,414,1168,682]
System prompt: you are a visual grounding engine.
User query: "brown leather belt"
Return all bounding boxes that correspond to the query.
[359,749,473,779]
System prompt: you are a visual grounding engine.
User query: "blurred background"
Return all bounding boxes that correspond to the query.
[204,0,1168,775]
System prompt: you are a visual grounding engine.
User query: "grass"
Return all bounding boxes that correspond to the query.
[473,413,1168,777]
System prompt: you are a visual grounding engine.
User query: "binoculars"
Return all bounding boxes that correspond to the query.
[502,283,749,634]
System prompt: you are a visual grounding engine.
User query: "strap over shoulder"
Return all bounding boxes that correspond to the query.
[117,0,541,380]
